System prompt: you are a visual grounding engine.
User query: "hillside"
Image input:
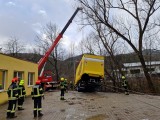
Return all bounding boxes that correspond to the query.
[5,49,160,82]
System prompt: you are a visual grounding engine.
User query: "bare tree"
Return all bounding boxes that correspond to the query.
[94,24,126,89]
[83,33,95,54]
[94,35,105,55]
[68,42,76,58]
[4,36,25,56]
[35,22,65,81]
[77,32,106,55]
[77,39,85,54]
[77,0,160,92]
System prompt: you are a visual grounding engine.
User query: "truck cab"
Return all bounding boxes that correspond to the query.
[38,71,59,91]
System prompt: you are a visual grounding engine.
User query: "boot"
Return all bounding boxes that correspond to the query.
[18,107,24,110]
[6,112,10,118]
[10,113,17,118]
[33,110,37,118]
[60,96,65,100]
[38,111,43,117]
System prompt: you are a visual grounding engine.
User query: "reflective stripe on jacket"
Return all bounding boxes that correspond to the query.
[7,83,18,100]
[31,85,43,98]
[18,85,26,97]
[122,80,127,87]
[60,81,66,89]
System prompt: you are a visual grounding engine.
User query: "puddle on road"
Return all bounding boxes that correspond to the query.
[68,102,75,105]
[71,97,76,100]
[111,106,116,109]
[65,97,83,105]
[60,109,65,112]
[90,98,95,101]
[86,114,108,120]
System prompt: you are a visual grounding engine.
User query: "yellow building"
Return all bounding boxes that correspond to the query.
[0,53,38,104]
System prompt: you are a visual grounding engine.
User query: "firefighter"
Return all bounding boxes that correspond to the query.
[31,80,44,118]
[60,77,66,100]
[6,77,19,118]
[122,75,129,95]
[64,78,68,93]
[17,80,26,110]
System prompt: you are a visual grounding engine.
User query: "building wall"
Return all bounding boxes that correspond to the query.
[0,54,38,104]
[125,65,160,77]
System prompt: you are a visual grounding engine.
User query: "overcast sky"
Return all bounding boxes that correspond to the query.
[0,0,84,52]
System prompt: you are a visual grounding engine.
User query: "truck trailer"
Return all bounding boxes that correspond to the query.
[75,54,104,92]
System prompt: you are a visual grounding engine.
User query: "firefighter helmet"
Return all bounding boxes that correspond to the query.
[12,77,18,83]
[61,77,64,81]
[122,76,125,79]
[11,79,15,83]
[15,77,18,82]
[20,80,24,82]
[19,80,24,85]
[36,80,41,85]
[19,81,24,85]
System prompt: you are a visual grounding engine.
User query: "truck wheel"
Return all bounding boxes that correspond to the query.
[77,86,82,92]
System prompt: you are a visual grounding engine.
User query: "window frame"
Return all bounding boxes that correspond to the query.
[28,72,35,86]
[0,69,7,92]
[13,71,24,80]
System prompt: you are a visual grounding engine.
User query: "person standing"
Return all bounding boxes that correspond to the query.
[6,78,19,118]
[60,77,66,100]
[31,80,44,118]
[64,78,68,93]
[122,75,129,95]
[17,80,26,110]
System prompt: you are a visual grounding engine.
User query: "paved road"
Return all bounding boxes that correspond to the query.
[0,91,160,120]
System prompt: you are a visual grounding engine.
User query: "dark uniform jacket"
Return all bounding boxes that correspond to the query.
[7,83,18,100]
[60,81,67,90]
[18,85,26,98]
[31,85,44,99]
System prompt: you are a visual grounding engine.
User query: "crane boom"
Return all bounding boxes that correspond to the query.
[38,7,82,72]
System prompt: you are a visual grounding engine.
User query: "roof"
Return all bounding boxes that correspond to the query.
[124,61,160,67]
[0,53,38,65]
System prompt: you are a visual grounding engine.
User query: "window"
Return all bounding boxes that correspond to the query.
[14,71,24,80]
[28,72,35,86]
[130,69,140,74]
[0,69,7,91]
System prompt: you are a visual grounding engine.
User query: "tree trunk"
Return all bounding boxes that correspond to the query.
[138,53,155,93]
[54,58,59,81]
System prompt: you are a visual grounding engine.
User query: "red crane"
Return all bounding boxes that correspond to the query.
[37,7,82,90]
